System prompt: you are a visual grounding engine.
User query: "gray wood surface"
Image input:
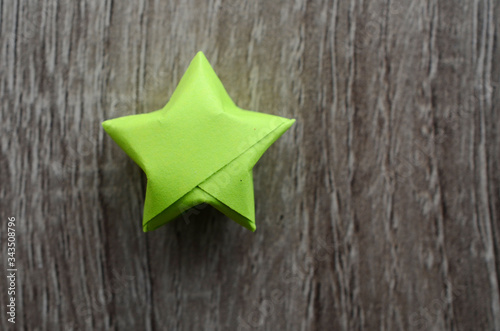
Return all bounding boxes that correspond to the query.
[1,0,499,330]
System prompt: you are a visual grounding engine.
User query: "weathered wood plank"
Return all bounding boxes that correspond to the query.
[1,0,499,330]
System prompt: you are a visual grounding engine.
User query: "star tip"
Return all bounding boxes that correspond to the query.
[194,51,208,61]
[282,117,296,131]
[101,119,112,132]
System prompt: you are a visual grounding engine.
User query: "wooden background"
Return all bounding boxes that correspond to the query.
[1,0,499,330]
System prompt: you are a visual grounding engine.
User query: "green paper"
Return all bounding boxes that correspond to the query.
[102,52,295,232]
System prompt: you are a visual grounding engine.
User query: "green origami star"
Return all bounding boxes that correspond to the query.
[103,52,295,232]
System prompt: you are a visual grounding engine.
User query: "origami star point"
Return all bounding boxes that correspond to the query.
[103,52,295,232]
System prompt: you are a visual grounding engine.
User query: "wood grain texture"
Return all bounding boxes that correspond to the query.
[1,0,499,330]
